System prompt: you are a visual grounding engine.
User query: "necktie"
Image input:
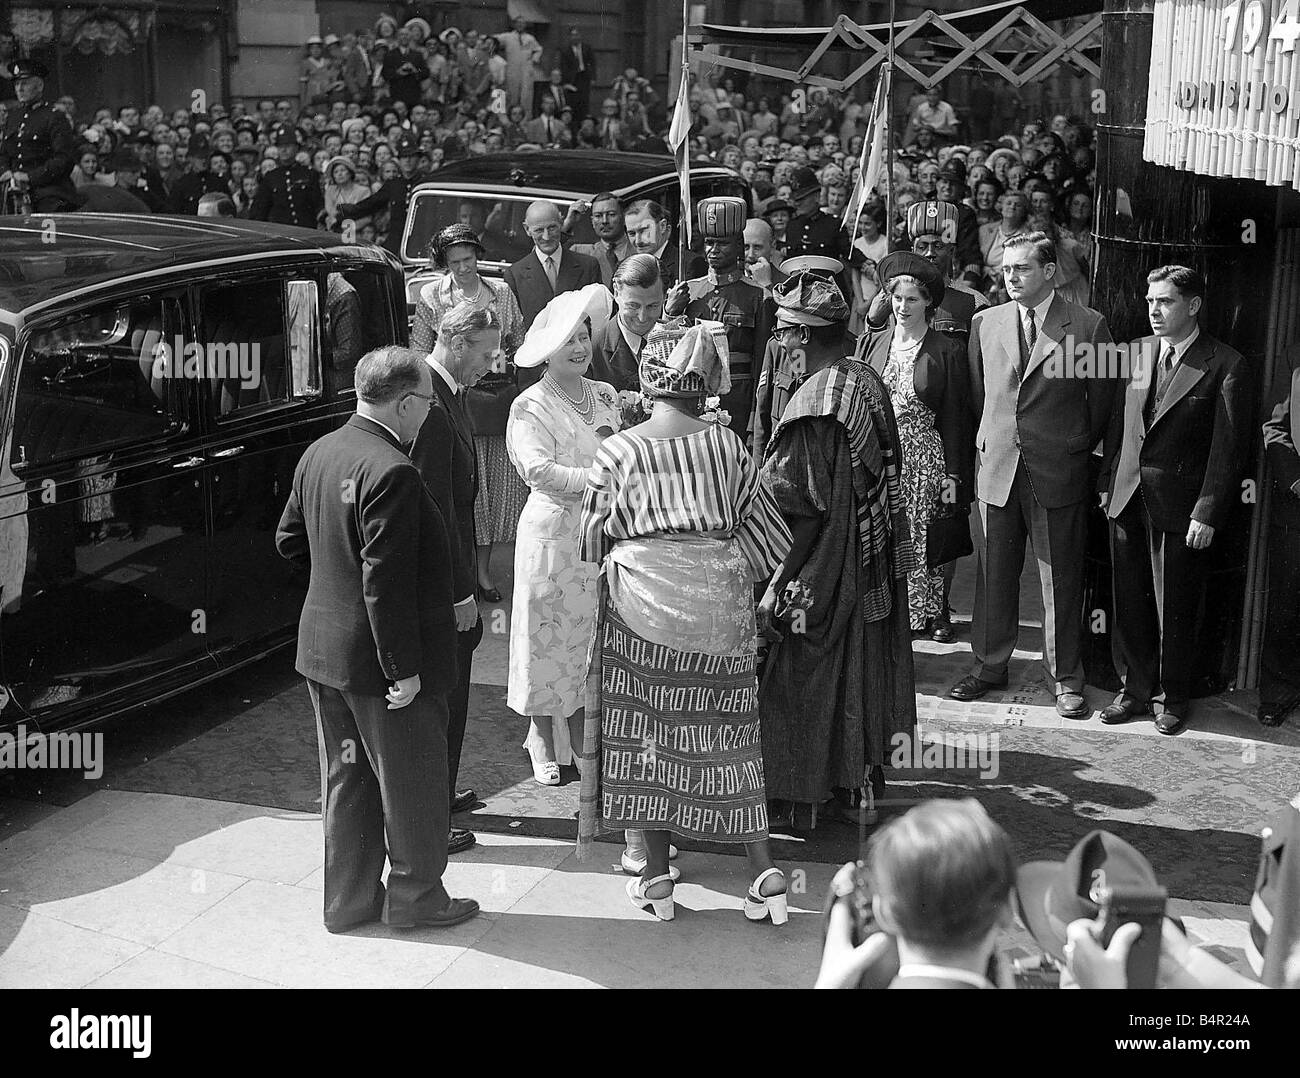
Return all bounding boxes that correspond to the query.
[606,245,619,272]
[1024,308,1037,354]
[544,254,558,291]
[576,46,585,72]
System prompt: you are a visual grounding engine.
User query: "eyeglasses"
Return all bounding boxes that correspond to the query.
[403,390,435,405]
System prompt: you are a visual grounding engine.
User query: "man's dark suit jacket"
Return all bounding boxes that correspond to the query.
[969,294,1115,509]
[655,243,706,292]
[409,369,478,603]
[1264,343,1300,528]
[275,414,458,697]
[1100,331,1248,533]
[560,42,595,98]
[503,246,603,331]
[589,316,641,393]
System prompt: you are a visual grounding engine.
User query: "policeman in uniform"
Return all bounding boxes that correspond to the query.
[664,195,774,450]
[170,134,230,216]
[337,133,425,256]
[0,59,77,212]
[250,127,324,228]
[861,198,988,347]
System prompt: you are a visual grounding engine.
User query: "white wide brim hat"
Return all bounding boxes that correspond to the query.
[514,283,613,369]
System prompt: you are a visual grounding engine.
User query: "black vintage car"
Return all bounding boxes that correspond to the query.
[398,150,749,313]
[0,215,407,735]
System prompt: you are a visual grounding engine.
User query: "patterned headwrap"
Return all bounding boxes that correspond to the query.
[638,318,732,399]
[773,269,850,326]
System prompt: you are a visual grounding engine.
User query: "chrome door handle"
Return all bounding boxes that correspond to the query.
[171,456,204,470]
[211,445,246,458]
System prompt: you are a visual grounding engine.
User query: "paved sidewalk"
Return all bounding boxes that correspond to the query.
[0,790,1256,988]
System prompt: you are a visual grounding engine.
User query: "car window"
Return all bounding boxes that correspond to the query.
[197,277,321,418]
[10,295,178,471]
[404,194,596,264]
[324,266,395,395]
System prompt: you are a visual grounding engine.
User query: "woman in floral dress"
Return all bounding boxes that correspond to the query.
[506,284,621,783]
[859,252,973,635]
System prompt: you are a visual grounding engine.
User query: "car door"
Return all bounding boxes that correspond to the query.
[0,288,214,721]
[192,266,345,663]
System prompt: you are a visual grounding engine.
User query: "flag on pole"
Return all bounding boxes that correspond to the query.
[668,39,692,252]
[843,69,889,238]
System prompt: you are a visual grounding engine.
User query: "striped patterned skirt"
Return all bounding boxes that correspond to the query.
[473,434,530,546]
[578,597,769,850]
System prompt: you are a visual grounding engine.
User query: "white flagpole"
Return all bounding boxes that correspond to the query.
[679,0,691,284]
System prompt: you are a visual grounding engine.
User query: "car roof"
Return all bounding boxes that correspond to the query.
[0,215,382,322]
[416,150,732,196]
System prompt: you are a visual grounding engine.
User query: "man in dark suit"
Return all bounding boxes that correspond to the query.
[624,198,704,291]
[950,231,1116,718]
[504,199,603,330]
[1098,266,1248,735]
[589,253,664,391]
[559,26,595,119]
[1259,344,1300,726]
[408,306,502,855]
[275,347,479,933]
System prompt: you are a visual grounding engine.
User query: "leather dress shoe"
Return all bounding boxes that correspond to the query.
[1056,692,1089,718]
[448,827,477,854]
[477,585,503,604]
[949,674,1007,701]
[1155,709,1188,735]
[387,897,480,930]
[1100,696,1149,725]
[450,788,477,814]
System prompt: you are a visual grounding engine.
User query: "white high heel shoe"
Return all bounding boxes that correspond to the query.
[525,744,560,786]
[743,867,789,925]
[627,874,675,920]
[620,845,680,877]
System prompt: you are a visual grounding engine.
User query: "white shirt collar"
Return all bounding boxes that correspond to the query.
[364,414,403,444]
[618,319,644,355]
[535,246,560,268]
[895,963,994,989]
[1017,292,1054,329]
[652,240,669,260]
[427,354,458,393]
[1159,323,1199,366]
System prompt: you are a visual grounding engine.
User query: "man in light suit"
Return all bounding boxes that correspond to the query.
[409,306,502,853]
[521,95,570,148]
[564,191,634,289]
[589,253,664,392]
[504,199,603,331]
[1098,266,1247,735]
[1259,342,1300,727]
[949,231,1116,718]
[276,347,479,933]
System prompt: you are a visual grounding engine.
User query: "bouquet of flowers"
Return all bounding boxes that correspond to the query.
[700,396,731,427]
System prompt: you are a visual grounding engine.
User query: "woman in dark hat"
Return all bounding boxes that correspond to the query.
[757,270,917,831]
[411,223,526,603]
[859,251,974,642]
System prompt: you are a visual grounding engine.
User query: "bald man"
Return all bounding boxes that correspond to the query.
[743,217,782,297]
[504,199,602,331]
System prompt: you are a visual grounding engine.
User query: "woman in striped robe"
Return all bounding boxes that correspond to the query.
[577,319,793,924]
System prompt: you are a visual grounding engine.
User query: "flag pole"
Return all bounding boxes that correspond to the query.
[885,0,897,248]
[679,0,691,286]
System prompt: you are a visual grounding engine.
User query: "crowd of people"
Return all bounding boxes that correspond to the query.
[5,17,1298,984]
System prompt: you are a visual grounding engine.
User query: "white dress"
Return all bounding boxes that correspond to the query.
[505,377,620,755]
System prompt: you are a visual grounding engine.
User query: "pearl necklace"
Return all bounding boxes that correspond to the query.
[545,373,596,424]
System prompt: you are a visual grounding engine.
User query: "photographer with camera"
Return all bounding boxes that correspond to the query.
[816,799,1017,989]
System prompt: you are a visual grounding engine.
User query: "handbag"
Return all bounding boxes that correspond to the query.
[926,475,972,568]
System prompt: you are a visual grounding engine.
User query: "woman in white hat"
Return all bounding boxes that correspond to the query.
[299,35,336,108]
[506,284,621,785]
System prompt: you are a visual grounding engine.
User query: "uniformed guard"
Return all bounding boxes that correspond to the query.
[337,132,425,255]
[0,59,77,212]
[862,198,988,347]
[170,135,231,216]
[250,126,324,228]
[783,165,850,264]
[664,195,774,450]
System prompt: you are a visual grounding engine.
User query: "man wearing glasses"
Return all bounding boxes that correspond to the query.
[277,347,480,933]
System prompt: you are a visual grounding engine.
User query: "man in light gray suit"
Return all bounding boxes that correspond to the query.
[948,231,1116,718]
[563,190,635,289]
